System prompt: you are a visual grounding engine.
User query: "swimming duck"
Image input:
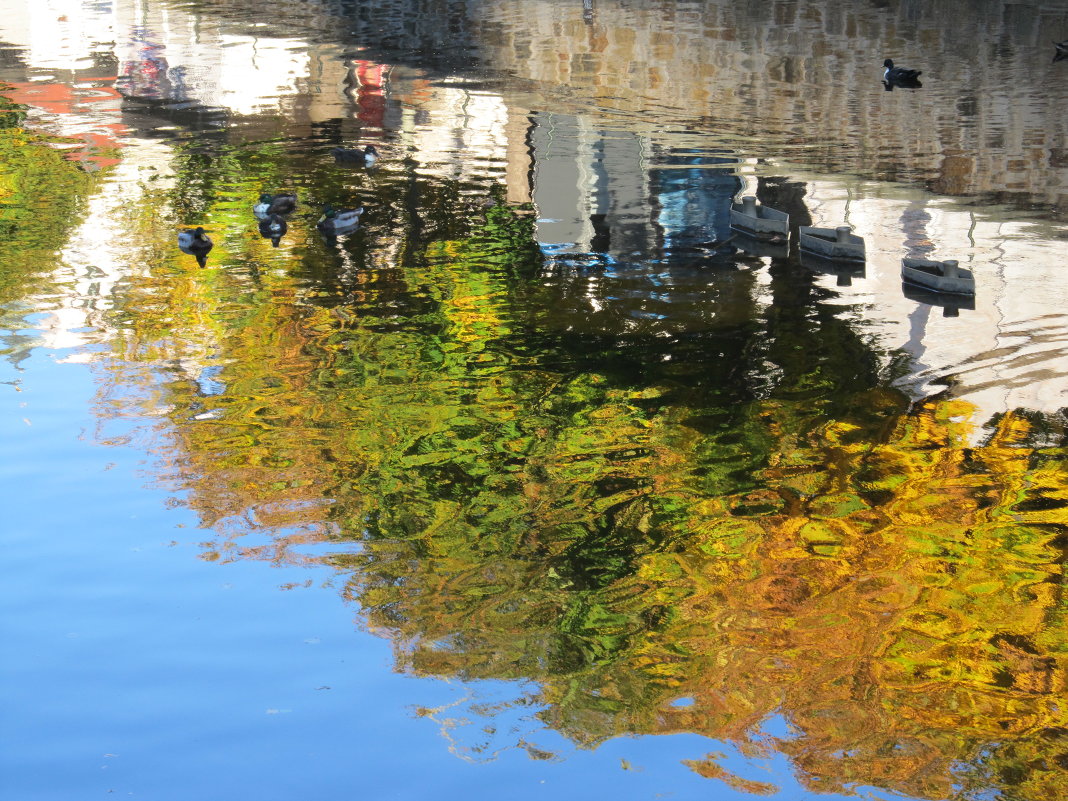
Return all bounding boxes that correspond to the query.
[253,193,298,219]
[317,205,364,235]
[1054,40,1068,63]
[331,144,379,166]
[178,227,213,267]
[258,214,288,247]
[883,59,922,82]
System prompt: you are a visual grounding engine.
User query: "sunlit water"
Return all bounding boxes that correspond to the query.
[2,1,1067,799]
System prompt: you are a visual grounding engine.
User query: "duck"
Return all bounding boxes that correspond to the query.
[258,214,287,247]
[1054,40,1068,63]
[178,227,213,267]
[883,58,922,82]
[316,204,364,235]
[331,144,379,166]
[253,192,297,219]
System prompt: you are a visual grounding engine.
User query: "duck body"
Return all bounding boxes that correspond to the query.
[253,193,298,219]
[331,144,379,166]
[883,58,922,82]
[258,214,288,247]
[317,205,364,235]
[178,227,213,267]
[1055,40,1068,63]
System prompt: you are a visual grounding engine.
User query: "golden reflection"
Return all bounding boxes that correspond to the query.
[99,214,1067,797]
[68,105,1064,801]
[3,1,1064,798]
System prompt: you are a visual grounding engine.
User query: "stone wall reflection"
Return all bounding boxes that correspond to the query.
[468,0,1068,211]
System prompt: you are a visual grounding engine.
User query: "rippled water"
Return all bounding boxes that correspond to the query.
[2,1,1067,799]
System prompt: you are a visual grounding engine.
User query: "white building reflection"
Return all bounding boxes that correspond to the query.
[0,0,114,71]
[0,0,1065,429]
[796,180,1068,425]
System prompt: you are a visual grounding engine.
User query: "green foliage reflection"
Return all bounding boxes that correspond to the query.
[0,86,94,308]
[100,135,1068,801]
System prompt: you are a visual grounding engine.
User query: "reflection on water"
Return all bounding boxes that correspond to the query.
[2,0,1068,799]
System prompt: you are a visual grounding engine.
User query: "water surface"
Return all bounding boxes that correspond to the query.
[1,1,1067,799]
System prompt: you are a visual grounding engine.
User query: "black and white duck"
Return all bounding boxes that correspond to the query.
[331,144,379,166]
[316,205,364,236]
[253,193,298,219]
[178,227,213,267]
[1054,40,1068,63]
[883,58,922,83]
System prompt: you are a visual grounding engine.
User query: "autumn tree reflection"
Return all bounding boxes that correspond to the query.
[100,137,1068,801]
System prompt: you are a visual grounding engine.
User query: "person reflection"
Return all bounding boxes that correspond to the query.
[589,213,610,254]
[119,27,181,101]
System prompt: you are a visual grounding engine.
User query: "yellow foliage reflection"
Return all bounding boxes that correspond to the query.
[91,145,1067,801]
